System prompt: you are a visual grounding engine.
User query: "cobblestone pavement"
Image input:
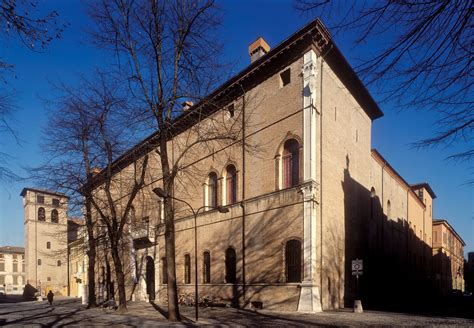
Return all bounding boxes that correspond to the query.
[0,298,473,327]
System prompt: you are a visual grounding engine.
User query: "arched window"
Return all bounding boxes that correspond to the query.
[282,139,299,188]
[184,254,191,284]
[208,172,218,208]
[46,242,51,249]
[285,239,301,283]
[57,260,61,267]
[225,247,237,283]
[51,209,58,223]
[203,251,211,284]
[161,257,167,284]
[37,259,42,266]
[226,165,237,204]
[38,207,45,221]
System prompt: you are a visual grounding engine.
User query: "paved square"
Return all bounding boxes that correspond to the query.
[0,298,473,327]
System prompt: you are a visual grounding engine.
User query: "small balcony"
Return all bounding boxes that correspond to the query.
[131,225,154,249]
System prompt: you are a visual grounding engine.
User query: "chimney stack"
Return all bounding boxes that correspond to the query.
[91,167,101,175]
[182,101,194,111]
[248,37,270,63]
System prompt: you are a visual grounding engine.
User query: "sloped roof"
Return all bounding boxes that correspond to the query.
[411,182,437,199]
[433,219,465,246]
[81,18,384,193]
[20,187,69,199]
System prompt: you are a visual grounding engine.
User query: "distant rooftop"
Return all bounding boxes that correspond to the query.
[0,246,25,254]
[433,219,465,246]
[20,187,69,199]
[411,182,437,199]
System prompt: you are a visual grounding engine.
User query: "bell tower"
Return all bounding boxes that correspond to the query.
[21,187,69,296]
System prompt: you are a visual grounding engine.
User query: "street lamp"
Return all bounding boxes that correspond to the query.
[152,187,228,322]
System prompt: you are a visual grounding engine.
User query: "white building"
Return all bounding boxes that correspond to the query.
[0,246,26,295]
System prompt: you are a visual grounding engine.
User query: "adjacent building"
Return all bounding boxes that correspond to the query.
[20,188,69,296]
[68,217,88,298]
[0,246,26,295]
[432,219,465,295]
[365,154,436,306]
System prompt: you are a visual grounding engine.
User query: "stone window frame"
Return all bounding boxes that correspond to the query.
[281,237,303,283]
[51,209,59,223]
[202,250,211,284]
[38,207,46,221]
[203,170,220,209]
[221,161,239,206]
[274,134,303,191]
[184,253,191,284]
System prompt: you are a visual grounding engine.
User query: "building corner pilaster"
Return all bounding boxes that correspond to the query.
[298,49,322,313]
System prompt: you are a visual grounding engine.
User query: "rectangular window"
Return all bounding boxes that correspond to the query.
[184,255,191,284]
[0,275,4,284]
[13,275,18,285]
[280,68,291,87]
[0,262,4,271]
[443,232,447,244]
[52,198,60,207]
[37,195,45,204]
[434,231,437,243]
[13,263,18,272]
[12,255,17,259]
[203,252,211,284]
[22,263,25,272]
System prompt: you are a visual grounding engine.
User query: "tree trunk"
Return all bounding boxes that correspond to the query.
[111,239,127,311]
[165,203,180,321]
[159,130,181,321]
[164,195,180,321]
[85,195,97,308]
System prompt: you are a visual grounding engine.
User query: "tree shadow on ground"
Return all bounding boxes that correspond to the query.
[150,301,197,327]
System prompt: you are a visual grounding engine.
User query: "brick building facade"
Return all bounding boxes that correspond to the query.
[84,19,464,311]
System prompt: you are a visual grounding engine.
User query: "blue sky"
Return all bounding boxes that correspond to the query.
[0,0,472,254]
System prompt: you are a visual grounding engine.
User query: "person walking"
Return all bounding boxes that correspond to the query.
[47,290,54,306]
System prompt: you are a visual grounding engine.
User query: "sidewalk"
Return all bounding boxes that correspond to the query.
[1,298,473,327]
[115,301,474,327]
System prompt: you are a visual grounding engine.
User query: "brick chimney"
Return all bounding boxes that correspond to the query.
[248,37,270,63]
[91,167,101,175]
[182,101,194,111]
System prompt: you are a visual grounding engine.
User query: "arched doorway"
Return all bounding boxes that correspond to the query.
[146,256,155,301]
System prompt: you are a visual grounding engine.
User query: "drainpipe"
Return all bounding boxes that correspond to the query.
[67,243,70,296]
[319,56,324,303]
[240,84,247,306]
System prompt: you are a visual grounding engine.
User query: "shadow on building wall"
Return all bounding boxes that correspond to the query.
[342,155,437,312]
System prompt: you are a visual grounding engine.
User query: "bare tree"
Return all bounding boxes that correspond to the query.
[0,0,66,183]
[72,73,150,312]
[296,1,473,164]
[87,0,231,320]
[32,72,139,308]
